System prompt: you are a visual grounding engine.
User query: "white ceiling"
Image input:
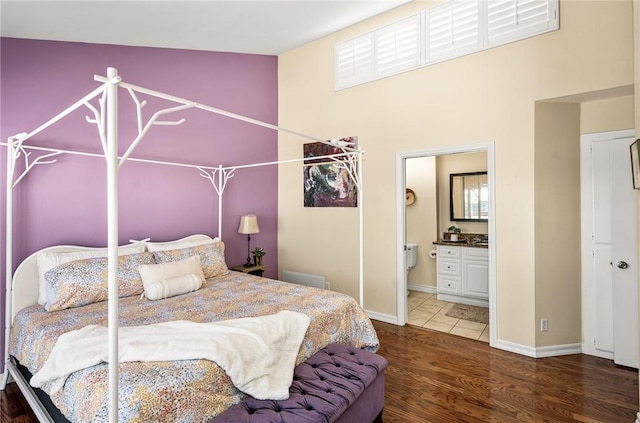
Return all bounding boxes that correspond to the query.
[0,1,411,55]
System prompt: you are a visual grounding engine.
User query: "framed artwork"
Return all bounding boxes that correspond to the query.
[631,139,640,189]
[303,137,358,207]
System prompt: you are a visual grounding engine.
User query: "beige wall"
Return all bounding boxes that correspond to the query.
[581,95,636,134]
[436,152,488,236]
[278,1,634,348]
[534,102,582,347]
[406,156,438,290]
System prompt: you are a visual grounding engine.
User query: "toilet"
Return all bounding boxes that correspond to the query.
[406,243,418,271]
[406,243,418,294]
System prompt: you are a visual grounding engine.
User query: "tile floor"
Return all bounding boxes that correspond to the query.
[407,290,489,343]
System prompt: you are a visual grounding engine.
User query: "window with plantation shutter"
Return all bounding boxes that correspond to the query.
[334,0,559,90]
[425,0,480,63]
[487,0,558,47]
[335,33,374,90]
[375,15,420,78]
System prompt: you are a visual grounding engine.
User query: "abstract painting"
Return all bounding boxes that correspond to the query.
[303,137,358,207]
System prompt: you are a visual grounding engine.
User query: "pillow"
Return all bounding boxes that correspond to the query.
[142,273,203,301]
[146,235,220,252]
[44,252,155,312]
[152,241,229,279]
[138,255,206,286]
[36,242,147,305]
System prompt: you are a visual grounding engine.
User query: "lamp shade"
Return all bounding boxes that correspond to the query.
[238,214,260,235]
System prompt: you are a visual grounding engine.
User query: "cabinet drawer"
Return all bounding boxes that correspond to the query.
[438,276,461,294]
[464,247,489,261]
[437,246,461,258]
[438,259,461,276]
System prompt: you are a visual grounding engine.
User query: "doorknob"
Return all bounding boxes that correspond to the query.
[616,261,629,269]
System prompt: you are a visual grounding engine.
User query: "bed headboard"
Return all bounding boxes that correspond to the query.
[10,234,216,323]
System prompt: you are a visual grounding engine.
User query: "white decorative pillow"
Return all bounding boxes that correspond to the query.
[152,241,229,279]
[36,242,146,305]
[143,273,203,300]
[146,235,220,253]
[138,255,206,295]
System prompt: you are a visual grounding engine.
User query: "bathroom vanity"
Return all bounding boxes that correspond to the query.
[435,243,488,307]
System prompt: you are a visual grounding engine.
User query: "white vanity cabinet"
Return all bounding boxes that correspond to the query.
[436,245,488,307]
[436,246,462,295]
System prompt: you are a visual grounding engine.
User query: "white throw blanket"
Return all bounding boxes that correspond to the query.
[30,310,311,400]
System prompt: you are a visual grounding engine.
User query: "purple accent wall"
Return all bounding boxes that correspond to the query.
[0,38,279,369]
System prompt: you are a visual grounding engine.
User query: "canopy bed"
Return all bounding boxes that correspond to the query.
[1,68,373,422]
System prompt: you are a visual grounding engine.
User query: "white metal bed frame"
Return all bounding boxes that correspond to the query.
[1,67,365,422]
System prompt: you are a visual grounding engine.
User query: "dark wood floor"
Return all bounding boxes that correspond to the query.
[1,321,638,422]
[1,381,38,422]
[376,321,638,422]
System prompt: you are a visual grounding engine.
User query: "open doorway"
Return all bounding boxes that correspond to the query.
[395,143,497,347]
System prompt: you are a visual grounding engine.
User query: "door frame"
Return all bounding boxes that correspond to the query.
[580,128,636,361]
[395,142,497,347]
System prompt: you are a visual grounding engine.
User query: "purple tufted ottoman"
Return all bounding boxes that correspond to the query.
[212,343,388,423]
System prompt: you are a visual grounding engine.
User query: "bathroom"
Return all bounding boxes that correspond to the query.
[405,151,489,341]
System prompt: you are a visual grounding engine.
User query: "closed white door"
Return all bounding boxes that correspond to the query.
[581,129,638,368]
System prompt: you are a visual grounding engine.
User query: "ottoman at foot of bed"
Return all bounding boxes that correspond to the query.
[213,343,388,423]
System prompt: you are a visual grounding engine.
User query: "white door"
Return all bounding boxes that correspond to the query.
[581,129,638,368]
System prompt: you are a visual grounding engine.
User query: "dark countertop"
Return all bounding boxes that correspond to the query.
[433,240,488,248]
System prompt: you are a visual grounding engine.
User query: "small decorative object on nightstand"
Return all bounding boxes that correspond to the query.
[251,247,265,266]
[230,264,266,277]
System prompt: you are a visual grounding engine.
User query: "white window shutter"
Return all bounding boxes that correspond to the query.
[425,0,481,63]
[487,0,559,47]
[374,15,421,78]
[334,0,559,90]
[335,33,374,90]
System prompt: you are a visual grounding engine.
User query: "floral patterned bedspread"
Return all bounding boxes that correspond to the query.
[9,272,379,423]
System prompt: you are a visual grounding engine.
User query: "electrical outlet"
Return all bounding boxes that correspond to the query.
[540,318,549,332]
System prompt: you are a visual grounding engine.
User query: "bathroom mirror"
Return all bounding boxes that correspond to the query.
[450,172,488,221]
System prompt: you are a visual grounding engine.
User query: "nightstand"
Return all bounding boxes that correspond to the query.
[230,264,266,277]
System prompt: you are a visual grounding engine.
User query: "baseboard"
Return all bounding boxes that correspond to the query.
[407,284,436,294]
[365,310,397,325]
[636,411,640,423]
[437,293,488,308]
[534,343,583,358]
[494,339,582,358]
[367,309,584,360]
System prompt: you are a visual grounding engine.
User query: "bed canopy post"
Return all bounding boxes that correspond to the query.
[218,165,223,239]
[105,66,120,423]
[358,147,364,309]
[198,165,237,240]
[2,138,17,387]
